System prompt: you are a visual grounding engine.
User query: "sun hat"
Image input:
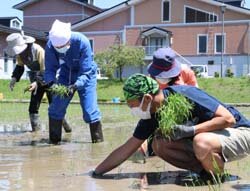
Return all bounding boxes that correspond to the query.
[5,33,35,57]
[147,47,181,79]
[49,19,71,47]
[123,73,159,101]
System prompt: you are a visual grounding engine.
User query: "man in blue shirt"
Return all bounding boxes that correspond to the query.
[44,20,103,144]
[93,73,250,182]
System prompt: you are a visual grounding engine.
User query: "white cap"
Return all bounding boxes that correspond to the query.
[49,19,71,47]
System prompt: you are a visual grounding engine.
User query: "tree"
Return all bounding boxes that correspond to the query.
[95,45,145,81]
[94,50,115,79]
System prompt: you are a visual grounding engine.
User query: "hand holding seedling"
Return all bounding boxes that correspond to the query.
[24,82,38,94]
[157,93,194,139]
[169,124,195,141]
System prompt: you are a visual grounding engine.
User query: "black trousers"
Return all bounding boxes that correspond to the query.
[29,85,52,114]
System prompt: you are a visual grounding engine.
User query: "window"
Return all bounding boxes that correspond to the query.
[11,19,21,29]
[162,0,170,21]
[185,7,217,23]
[215,34,226,54]
[197,35,207,54]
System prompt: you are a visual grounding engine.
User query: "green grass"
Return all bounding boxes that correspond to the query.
[1,77,250,103]
[197,77,250,103]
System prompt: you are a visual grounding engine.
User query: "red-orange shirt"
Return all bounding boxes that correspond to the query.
[159,65,198,89]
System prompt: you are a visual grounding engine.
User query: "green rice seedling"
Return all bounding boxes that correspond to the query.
[49,84,69,98]
[23,85,30,93]
[156,93,193,138]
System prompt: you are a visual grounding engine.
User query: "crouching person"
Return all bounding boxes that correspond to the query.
[92,73,250,182]
[44,20,104,144]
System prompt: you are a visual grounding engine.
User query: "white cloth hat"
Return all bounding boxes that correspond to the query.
[49,19,71,47]
[5,33,35,57]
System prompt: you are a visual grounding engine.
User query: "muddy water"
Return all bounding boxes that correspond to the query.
[0,105,250,191]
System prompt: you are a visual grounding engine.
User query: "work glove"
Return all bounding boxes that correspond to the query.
[65,84,77,97]
[170,125,195,141]
[9,77,17,91]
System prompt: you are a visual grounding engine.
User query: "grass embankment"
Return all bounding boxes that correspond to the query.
[0,77,250,103]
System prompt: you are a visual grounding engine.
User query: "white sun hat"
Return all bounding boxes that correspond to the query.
[49,19,71,47]
[5,33,35,57]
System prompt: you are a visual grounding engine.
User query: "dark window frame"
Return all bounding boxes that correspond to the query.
[185,6,217,23]
[162,0,170,22]
[198,35,208,54]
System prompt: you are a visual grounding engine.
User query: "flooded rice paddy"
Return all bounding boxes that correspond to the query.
[1,102,250,191]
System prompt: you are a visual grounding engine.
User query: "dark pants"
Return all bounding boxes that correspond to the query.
[29,86,52,114]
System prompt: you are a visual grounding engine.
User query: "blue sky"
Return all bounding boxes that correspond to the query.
[1,0,250,20]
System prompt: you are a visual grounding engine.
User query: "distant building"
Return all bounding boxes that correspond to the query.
[0,17,22,30]
[0,0,102,79]
[13,0,103,32]
[72,0,250,77]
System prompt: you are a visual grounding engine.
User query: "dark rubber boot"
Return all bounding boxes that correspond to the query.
[49,118,62,144]
[30,113,41,131]
[62,119,72,133]
[89,121,104,143]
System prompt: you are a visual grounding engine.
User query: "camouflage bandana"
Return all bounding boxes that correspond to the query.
[123,73,159,101]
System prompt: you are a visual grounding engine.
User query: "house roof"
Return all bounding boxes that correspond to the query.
[13,0,103,12]
[0,24,46,41]
[0,17,22,28]
[141,27,172,37]
[0,17,21,22]
[72,0,250,30]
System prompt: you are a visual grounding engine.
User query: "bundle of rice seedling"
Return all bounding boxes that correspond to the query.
[49,84,69,98]
[23,85,30,93]
[156,93,193,138]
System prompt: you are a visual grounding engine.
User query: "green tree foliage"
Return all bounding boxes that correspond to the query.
[94,50,115,79]
[95,45,145,81]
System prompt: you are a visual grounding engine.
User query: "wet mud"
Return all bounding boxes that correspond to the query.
[0,104,250,190]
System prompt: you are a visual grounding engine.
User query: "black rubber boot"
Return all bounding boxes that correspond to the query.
[30,113,41,131]
[62,119,72,133]
[49,118,62,144]
[89,121,104,143]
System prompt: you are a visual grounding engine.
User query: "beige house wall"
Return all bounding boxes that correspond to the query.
[125,28,143,46]
[169,23,249,55]
[134,0,249,25]
[78,9,131,32]
[23,0,99,31]
[123,22,249,56]
[86,34,122,53]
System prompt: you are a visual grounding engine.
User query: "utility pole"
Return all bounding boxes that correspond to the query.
[220,4,226,78]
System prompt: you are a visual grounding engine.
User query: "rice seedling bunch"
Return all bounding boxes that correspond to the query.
[49,84,69,98]
[156,93,193,138]
[23,85,30,93]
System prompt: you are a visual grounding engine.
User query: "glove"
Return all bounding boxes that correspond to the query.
[9,77,17,91]
[170,125,195,141]
[65,84,77,97]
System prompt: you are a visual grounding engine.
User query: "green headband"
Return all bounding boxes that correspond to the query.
[123,73,159,101]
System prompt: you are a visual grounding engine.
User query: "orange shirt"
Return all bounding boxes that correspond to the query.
[159,65,198,89]
[175,65,198,87]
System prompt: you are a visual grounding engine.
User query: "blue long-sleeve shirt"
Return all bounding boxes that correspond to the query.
[44,32,97,90]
